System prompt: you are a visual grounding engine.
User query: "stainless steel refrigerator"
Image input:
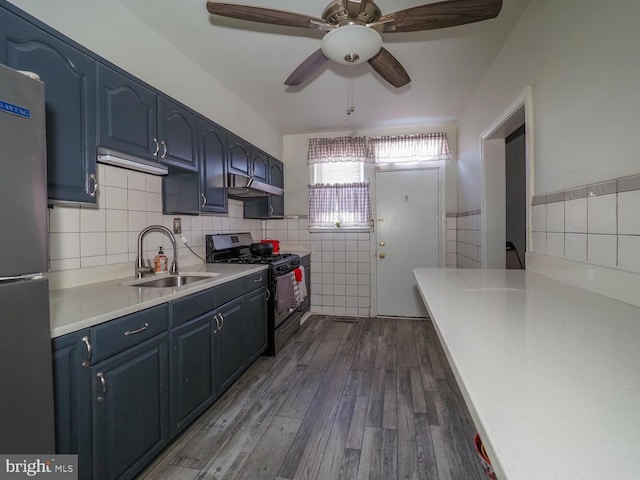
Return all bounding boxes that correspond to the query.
[0,63,55,453]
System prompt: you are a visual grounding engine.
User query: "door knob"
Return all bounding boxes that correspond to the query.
[379,253,386,259]
[379,241,385,246]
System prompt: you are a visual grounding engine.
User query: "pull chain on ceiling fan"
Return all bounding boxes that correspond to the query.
[206,0,503,88]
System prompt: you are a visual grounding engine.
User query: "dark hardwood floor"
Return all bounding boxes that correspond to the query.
[137,315,485,480]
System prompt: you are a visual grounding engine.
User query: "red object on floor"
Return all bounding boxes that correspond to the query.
[294,267,302,282]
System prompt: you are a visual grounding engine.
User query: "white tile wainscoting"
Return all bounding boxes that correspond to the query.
[531,174,640,274]
[48,164,263,272]
[447,210,482,268]
[47,165,371,315]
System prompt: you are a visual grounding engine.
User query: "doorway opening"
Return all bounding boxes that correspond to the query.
[481,87,534,268]
[505,125,526,268]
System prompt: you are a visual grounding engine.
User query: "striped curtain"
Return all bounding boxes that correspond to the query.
[308,182,372,228]
[307,136,375,163]
[370,133,452,162]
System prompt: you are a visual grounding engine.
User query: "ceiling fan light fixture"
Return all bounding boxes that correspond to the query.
[320,25,382,65]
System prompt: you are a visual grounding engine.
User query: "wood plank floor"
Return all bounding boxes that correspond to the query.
[137,316,485,480]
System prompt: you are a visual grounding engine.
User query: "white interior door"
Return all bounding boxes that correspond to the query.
[375,169,440,317]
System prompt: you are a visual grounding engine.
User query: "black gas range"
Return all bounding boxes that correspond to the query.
[206,233,303,355]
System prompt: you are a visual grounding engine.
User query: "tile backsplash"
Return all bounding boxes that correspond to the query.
[48,164,263,271]
[531,173,640,274]
[47,164,372,316]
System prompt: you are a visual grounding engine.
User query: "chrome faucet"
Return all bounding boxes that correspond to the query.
[135,225,179,278]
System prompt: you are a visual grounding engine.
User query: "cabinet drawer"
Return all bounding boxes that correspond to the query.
[244,271,268,291]
[217,277,245,306]
[91,304,168,363]
[170,287,217,328]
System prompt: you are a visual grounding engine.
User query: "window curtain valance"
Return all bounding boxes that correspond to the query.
[307,133,451,164]
[307,136,375,164]
[370,133,452,162]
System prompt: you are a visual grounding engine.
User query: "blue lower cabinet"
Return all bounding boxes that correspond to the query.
[242,287,268,365]
[91,334,169,480]
[215,296,245,393]
[170,313,216,436]
[52,330,92,480]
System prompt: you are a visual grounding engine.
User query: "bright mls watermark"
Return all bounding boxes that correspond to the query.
[0,456,77,479]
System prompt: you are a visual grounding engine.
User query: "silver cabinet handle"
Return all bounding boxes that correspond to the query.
[161,141,167,159]
[218,313,224,330]
[124,323,149,336]
[201,193,207,207]
[152,138,160,156]
[97,372,107,401]
[269,204,274,216]
[89,173,98,197]
[214,313,221,331]
[81,336,92,368]
[255,277,263,283]
[265,289,271,301]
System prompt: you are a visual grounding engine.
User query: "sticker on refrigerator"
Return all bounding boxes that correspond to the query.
[0,100,31,118]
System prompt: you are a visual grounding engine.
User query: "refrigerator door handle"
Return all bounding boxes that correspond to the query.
[81,336,92,367]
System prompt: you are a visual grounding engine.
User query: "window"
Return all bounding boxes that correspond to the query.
[307,137,372,230]
[310,161,364,184]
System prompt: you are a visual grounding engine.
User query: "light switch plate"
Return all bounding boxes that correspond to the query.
[173,218,182,234]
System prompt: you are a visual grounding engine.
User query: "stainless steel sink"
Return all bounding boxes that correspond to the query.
[128,274,216,288]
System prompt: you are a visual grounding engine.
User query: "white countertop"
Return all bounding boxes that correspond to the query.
[49,263,267,338]
[413,268,640,480]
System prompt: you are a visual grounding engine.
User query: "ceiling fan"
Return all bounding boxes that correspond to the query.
[206,0,503,88]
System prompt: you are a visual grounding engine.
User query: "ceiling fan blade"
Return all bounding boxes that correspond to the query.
[379,0,502,33]
[367,47,410,88]
[206,2,330,30]
[285,49,329,86]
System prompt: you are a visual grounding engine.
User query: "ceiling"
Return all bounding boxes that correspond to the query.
[120,0,532,135]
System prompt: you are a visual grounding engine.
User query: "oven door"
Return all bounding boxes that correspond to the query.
[273,308,301,354]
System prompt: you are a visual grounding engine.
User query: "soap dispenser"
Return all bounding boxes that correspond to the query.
[154,247,168,273]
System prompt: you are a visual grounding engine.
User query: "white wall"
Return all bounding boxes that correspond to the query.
[8,0,281,156]
[282,124,458,216]
[457,0,640,212]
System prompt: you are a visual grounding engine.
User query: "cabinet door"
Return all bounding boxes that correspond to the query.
[92,335,169,480]
[269,157,285,217]
[251,149,269,182]
[215,296,245,393]
[170,314,216,437]
[242,288,268,365]
[97,63,158,163]
[52,330,92,480]
[158,96,198,171]
[198,118,228,213]
[0,8,97,203]
[228,134,251,175]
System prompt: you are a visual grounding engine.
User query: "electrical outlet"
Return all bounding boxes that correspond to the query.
[173,218,182,234]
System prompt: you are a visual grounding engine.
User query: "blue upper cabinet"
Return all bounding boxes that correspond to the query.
[97,64,158,163]
[98,66,198,171]
[0,6,97,204]
[198,118,228,213]
[251,148,269,183]
[228,134,251,176]
[158,96,198,171]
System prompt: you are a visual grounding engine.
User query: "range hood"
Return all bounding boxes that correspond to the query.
[226,172,283,198]
[97,148,168,175]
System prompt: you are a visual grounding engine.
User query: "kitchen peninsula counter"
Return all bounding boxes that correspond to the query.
[49,263,267,338]
[414,267,640,480]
